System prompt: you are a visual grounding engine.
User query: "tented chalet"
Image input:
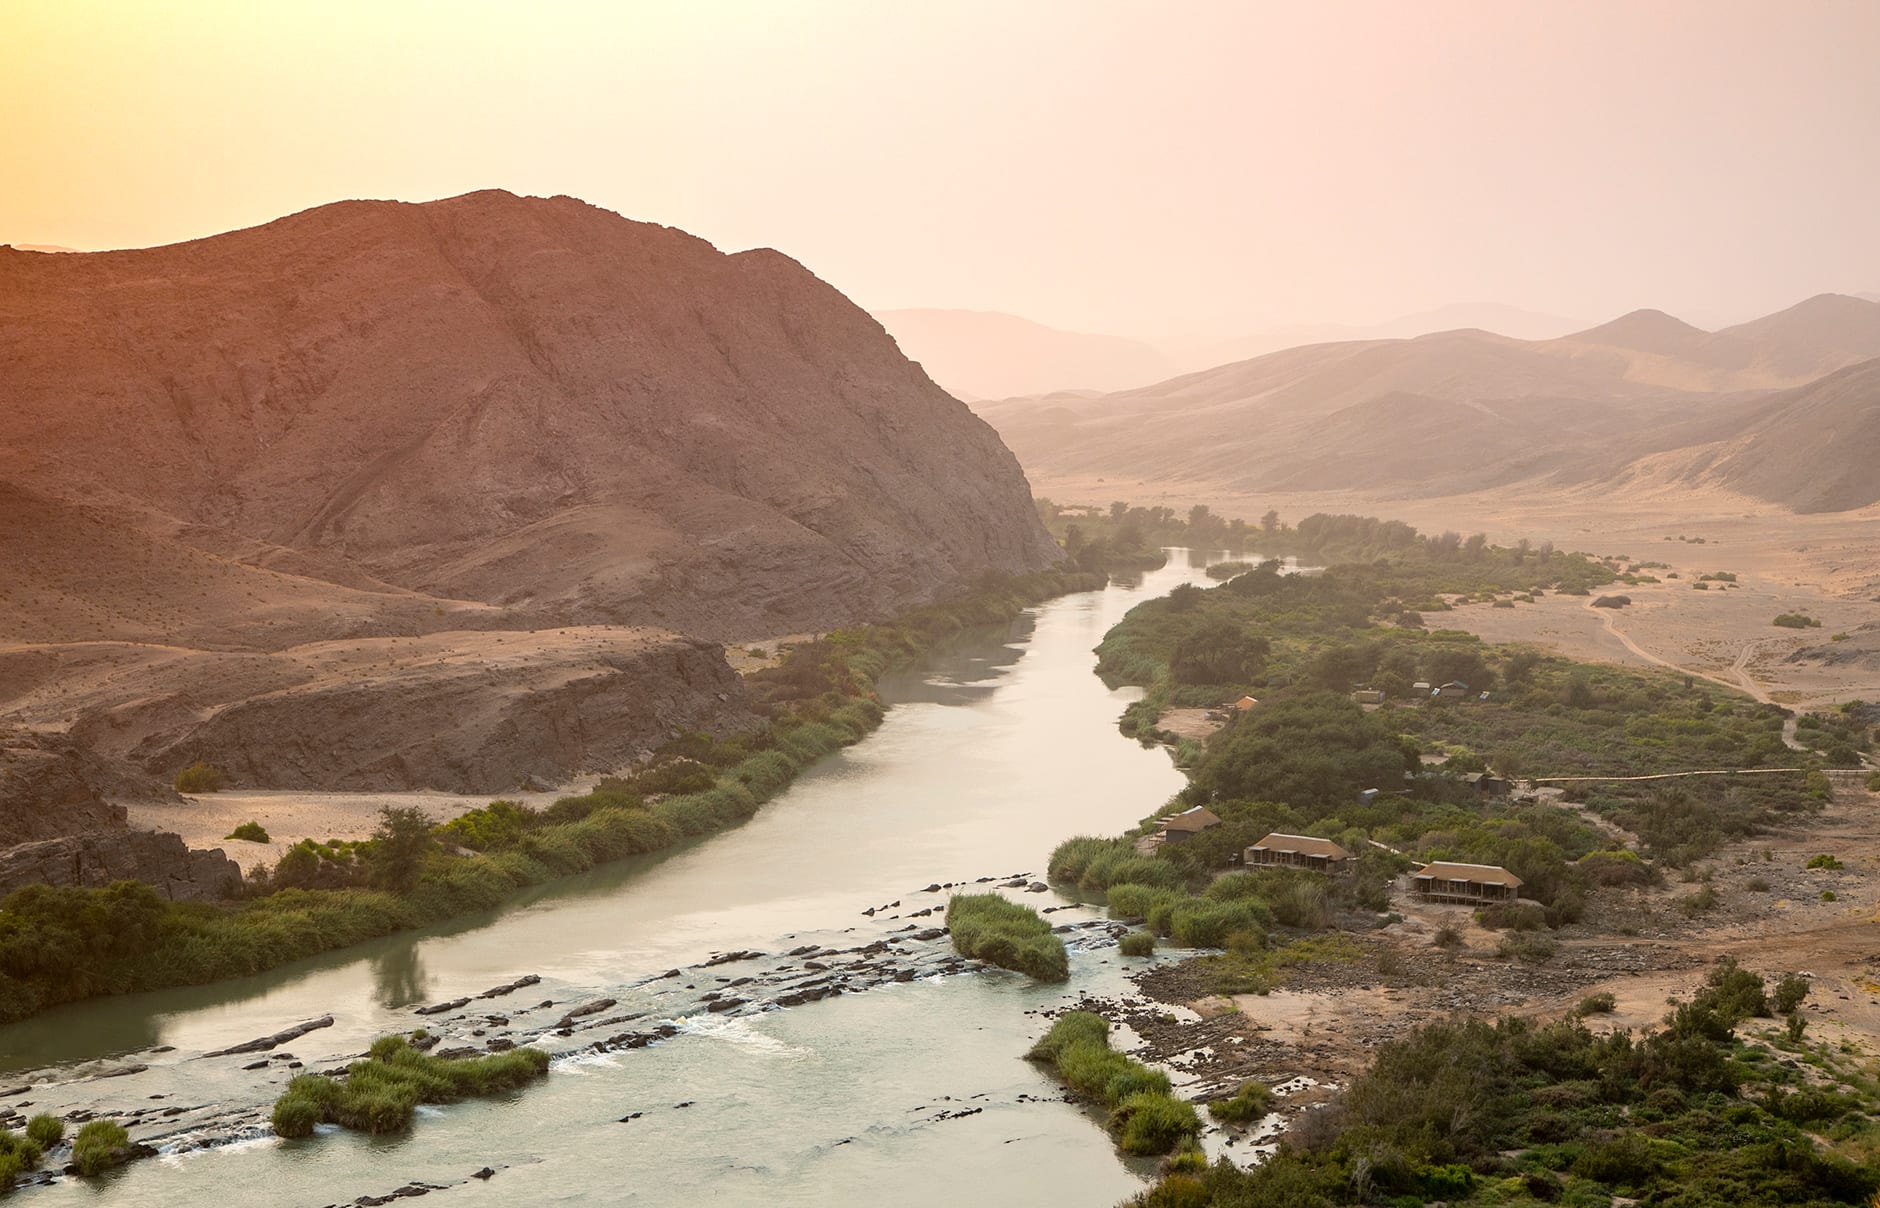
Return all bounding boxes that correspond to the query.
[1158,806,1222,844]
[1244,832,1356,874]
[1410,861,1523,902]
[1233,695,1260,712]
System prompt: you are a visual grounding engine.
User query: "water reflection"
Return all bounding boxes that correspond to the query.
[371,943,429,1008]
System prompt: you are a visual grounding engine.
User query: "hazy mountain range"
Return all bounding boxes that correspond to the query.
[874,303,1591,400]
[971,294,1880,514]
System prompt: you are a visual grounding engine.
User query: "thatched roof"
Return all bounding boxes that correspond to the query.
[1247,832,1354,861]
[1413,861,1523,888]
[1160,806,1222,833]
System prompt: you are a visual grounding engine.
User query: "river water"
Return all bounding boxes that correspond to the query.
[2,553,1241,1206]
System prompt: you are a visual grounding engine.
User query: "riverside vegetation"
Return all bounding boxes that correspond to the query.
[945,892,1069,981]
[271,1035,551,1137]
[1128,962,1880,1207]
[1028,1011,1201,1156]
[1021,512,1876,1202]
[0,566,1112,1024]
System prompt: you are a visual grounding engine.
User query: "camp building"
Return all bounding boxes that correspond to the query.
[1157,806,1222,844]
[1244,832,1356,873]
[1410,861,1523,902]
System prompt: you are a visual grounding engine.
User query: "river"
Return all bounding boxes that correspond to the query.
[1,552,1250,1206]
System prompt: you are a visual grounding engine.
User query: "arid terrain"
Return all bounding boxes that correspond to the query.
[1099,770,1880,1140]
[0,193,1060,820]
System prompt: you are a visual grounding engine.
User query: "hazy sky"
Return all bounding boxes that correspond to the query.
[6,0,1878,341]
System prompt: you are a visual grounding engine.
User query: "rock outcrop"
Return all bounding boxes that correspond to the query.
[0,830,242,901]
[0,730,134,845]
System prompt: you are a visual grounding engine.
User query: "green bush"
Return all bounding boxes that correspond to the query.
[71,1120,130,1177]
[1773,613,1822,629]
[1112,1092,1203,1155]
[173,761,224,793]
[945,894,1069,981]
[24,1113,62,1148]
[1575,991,1617,1016]
[271,1036,550,1137]
[1805,853,1843,870]
[225,821,270,843]
[1120,930,1156,957]
[0,1127,45,1184]
[1208,1080,1276,1124]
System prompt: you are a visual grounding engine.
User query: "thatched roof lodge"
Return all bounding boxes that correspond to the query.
[1245,832,1356,873]
[1411,861,1523,902]
[1157,806,1222,844]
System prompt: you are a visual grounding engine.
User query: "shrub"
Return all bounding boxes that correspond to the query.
[24,1114,63,1148]
[72,1119,131,1176]
[1432,924,1462,949]
[1805,853,1843,871]
[1497,933,1557,963]
[1773,974,1810,1014]
[1120,930,1156,957]
[225,821,270,844]
[1208,1080,1277,1124]
[946,894,1069,981]
[1112,1092,1203,1155]
[271,1091,322,1138]
[1576,991,1617,1016]
[1592,595,1632,609]
[1772,613,1821,629]
[0,1128,44,1184]
[173,761,224,793]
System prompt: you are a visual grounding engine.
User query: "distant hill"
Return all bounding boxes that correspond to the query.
[4,244,79,254]
[1177,302,1590,369]
[973,295,1880,512]
[871,308,1176,399]
[1660,357,1880,513]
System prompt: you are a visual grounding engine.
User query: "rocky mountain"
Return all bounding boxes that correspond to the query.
[974,296,1880,509]
[0,191,1059,797]
[871,308,1176,399]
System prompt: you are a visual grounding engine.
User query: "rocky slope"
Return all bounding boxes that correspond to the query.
[0,191,1059,804]
[0,190,1058,639]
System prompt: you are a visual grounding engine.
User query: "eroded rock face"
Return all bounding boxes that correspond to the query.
[0,730,132,846]
[130,630,755,793]
[0,829,241,901]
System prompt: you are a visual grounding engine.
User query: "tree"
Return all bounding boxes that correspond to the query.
[1424,646,1493,689]
[370,807,437,893]
[1170,619,1270,685]
[1463,533,1488,561]
[1260,509,1280,533]
[1110,501,1129,522]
